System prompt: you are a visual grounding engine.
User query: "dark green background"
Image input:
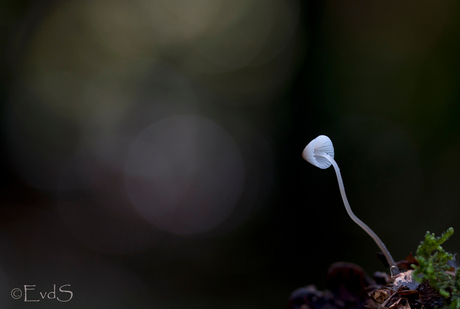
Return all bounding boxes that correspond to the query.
[1,1,460,308]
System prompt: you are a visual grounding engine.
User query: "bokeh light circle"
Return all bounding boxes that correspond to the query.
[124,114,245,235]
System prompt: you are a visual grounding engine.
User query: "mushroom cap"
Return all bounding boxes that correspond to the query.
[302,135,335,169]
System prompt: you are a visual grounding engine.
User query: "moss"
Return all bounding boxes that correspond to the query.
[412,228,460,308]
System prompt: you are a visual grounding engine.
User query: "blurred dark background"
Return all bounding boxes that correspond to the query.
[1,0,460,308]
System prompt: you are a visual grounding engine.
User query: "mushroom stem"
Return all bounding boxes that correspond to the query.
[317,151,396,268]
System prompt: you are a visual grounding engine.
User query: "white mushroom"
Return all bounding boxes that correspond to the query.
[302,135,334,169]
[303,135,396,268]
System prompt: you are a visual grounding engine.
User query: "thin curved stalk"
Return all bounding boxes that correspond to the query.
[318,152,396,268]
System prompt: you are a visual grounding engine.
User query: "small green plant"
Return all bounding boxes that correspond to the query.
[412,227,460,308]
